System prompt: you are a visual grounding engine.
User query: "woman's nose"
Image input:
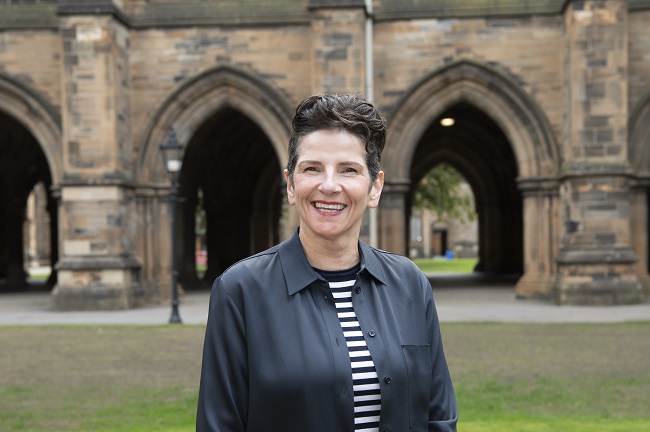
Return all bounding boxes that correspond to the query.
[318,171,341,194]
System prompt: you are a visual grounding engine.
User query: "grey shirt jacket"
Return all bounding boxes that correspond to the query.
[197,230,458,432]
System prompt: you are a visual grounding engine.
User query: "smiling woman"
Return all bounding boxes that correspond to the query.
[197,94,458,432]
[285,129,384,269]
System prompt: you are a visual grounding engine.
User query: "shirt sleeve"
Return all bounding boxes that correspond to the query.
[422,274,459,432]
[196,277,248,432]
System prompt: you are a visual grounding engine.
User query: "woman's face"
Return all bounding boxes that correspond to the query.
[284,129,384,244]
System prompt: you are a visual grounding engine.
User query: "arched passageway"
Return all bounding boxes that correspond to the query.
[0,110,57,291]
[408,102,522,274]
[383,60,560,297]
[178,108,283,289]
[135,66,292,297]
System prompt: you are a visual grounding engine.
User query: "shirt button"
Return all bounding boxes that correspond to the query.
[384,376,391,384]
[355,286,361,294]
[368,330,376,337]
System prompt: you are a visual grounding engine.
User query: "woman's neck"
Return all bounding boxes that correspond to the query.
[298,229,360,271]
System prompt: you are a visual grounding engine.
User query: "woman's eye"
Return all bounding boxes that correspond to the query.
[342,167,358,174]
[304,166,319,172]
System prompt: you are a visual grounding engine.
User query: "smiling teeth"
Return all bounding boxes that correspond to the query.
[314,203,345,211]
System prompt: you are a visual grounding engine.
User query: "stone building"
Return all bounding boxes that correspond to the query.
[0,0,648,308]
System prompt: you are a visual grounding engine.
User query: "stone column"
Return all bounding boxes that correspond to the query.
[555,0,643,304]
[52,2,140,310]
[309,0,366,95]
[378,181,409,254]
[33,183,52,267]
[516,179,560,299]
[630,180,650,295]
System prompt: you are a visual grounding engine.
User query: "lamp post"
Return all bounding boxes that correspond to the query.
[160,127,183,324]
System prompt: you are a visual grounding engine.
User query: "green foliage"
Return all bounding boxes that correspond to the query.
[413,163,477,223]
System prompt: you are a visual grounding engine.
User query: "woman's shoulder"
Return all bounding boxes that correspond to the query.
[366,244,421,271]
[362,243,427,283]
[215,244,282,290]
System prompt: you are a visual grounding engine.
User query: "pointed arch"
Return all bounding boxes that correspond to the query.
[0,72,63,183]
[384,59,560,182]
[137,65,293,184]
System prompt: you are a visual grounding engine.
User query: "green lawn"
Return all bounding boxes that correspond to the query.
[27,259,476,283]
[0,323,648,431]
[413,257,478,273]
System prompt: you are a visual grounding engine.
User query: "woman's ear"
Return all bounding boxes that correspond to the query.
[284,169,295,205]
[368,171,384,208]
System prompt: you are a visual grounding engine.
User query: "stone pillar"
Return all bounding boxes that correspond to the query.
[33,183,52,267]
[52,3,140,310]
[309,0,366,95]
[378,181,409,254]
[134,188,168,305]
[630,180,650,295]
[516,180,560,299]
[555,0,643,304]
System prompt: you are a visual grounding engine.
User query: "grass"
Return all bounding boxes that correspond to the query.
[26,259,476,283]
[413,257,478,273]
[443,323,650,431]
[0,323,648,431]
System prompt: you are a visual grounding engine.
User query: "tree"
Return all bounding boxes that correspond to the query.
[413,163,477,223]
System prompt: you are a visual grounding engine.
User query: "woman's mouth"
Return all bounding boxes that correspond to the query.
[313,202,346,213]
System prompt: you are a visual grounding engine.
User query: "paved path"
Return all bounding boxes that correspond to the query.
[1,274,649,325]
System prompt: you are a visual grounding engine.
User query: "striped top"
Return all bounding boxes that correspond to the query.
[315,266,382,432]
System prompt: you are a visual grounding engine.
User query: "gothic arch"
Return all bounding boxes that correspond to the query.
[384,59,560,182]
[137,65,293,184]
[0,72,63,183]
[379,60,561,296]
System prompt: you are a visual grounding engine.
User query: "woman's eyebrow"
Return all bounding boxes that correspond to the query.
[296,160,364,168]
[297,160,323,166]
[339,161,365,169]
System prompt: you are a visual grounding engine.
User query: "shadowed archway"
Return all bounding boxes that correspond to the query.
[135,65,292,294]
[383,59,560,297]
[408,102,522,274]
[0,110,57,291]
[0,74,61,293]
[179,108,283,289]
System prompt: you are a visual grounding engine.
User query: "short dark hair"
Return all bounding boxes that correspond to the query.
[286,94,386,185]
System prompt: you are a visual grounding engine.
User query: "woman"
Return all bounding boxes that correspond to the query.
[197,94,458,432]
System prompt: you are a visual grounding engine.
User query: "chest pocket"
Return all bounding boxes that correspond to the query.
[401,344,432,431]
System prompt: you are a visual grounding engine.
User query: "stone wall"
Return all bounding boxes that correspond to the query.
[0,0,648,307]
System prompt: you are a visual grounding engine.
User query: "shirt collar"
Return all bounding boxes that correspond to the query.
[279,229,388,296]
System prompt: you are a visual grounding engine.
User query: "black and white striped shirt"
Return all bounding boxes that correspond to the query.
[315,266,382,432]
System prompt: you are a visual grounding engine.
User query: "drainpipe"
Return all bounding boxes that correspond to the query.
[365,0,378,248]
